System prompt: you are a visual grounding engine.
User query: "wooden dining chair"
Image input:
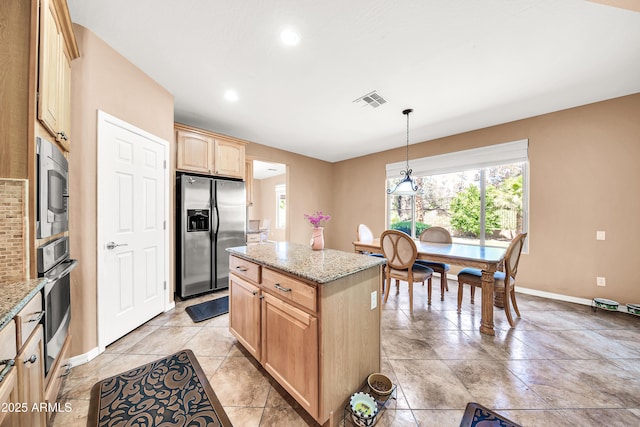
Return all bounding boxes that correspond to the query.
[456,233,527,327]
[416,227,452,301]
[357,224,386,291]
[357,223,374,242]
[380,229,433,313]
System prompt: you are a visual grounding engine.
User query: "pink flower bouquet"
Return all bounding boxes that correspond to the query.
[304,211,331,228]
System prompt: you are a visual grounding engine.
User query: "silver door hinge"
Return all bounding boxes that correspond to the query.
[164,281,167,290]
[163,220,166,230]
[163,160,167,169]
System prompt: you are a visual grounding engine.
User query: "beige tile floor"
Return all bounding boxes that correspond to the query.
[52,279,640,426]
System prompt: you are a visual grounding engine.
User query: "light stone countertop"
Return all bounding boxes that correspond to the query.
[0,277,47,332]
[227,242,385,284]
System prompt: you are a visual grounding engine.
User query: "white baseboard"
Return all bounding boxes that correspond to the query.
[447,273,630,313]
[165,300,175,312]
[514,286,593,306]
[67,346,101,368]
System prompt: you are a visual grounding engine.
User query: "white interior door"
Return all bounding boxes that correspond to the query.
[97,111,169,349]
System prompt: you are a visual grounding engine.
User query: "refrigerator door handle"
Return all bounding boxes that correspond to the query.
[214,204,221,235]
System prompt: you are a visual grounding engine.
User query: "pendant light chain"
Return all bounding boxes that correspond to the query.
[387,108,418,195]
[405,109,411,172]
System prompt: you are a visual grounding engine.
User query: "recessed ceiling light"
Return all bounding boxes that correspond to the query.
[224,89,239,102]
[280,28,300,46]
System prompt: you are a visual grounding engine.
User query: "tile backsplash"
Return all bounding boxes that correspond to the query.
[0,179,28,282]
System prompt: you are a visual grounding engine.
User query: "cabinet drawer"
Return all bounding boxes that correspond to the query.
[0,320,17,361]
[16,293,44,348]
[230,255,261,284]
[262,268,316,312]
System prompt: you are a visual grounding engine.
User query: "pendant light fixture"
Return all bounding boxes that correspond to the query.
[387,108,418,195]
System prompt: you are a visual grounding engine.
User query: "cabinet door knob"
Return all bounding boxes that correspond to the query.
[252,290,258,296]
[57,131,68,141]
[24,354,38,364]
[235,266,248,272]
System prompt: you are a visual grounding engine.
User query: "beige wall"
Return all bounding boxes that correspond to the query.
[332,93,640,304]
[69,25,174,357]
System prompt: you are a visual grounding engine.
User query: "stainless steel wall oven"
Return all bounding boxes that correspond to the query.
[37,236,77,375]
[36,136,69,239]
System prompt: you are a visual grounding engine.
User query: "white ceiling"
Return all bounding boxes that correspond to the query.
[253,160,286,180]
[67,0,640,163]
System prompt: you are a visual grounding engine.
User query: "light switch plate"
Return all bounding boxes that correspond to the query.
[597,277,606,287]
[596,231,606,240]
[371,291,377,310]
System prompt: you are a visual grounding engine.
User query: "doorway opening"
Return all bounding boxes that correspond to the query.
[249,160,288,242]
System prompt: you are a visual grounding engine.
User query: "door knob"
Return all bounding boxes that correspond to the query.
[106,241,128,250]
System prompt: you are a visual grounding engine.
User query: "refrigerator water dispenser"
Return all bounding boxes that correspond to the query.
[187,209,210,232]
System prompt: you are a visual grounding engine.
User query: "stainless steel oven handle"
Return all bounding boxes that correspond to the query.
[0,359,15,383]
[28,310,45,323]
[47,259,78,283]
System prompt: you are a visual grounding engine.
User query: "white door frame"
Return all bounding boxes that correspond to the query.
[96,110,171,352]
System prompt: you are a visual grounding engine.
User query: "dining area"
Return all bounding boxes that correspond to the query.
[353,224,527,336]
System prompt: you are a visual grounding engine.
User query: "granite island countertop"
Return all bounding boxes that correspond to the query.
[0,277,48,332]
[227,242,385,284]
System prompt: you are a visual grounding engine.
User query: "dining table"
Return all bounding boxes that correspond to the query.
[353,238,507,336]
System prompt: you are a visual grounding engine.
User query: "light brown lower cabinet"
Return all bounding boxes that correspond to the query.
[16,325,46,427]
[261,292,318,417]
[229,275,261,360]
[0,321,19,427]
[229,254,381,426]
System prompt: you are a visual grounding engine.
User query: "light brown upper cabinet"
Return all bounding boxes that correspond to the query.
[38,0,77,150]
[245,158,254,206]
[175,123,247,179]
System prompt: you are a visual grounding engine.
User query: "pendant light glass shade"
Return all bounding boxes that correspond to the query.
[387,108,418,195]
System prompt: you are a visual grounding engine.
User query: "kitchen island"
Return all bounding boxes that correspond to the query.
[227,242,385,426]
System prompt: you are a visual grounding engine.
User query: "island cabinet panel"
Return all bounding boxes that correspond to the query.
[0,321,19,427]
[230,255,261,284]
[228,245,383,426]
[16,325,46,427]
[261,292,318,418]
[229,275,262,360]
[262,268,317,312]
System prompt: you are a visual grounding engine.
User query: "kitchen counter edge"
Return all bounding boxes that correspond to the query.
[227,242,386,284]
[0,277,48,332]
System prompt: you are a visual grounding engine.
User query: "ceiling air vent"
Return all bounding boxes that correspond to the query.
[353,90,387,108]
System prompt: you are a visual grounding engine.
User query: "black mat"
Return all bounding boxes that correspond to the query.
[185,296,229,323]
[88,349,232,427]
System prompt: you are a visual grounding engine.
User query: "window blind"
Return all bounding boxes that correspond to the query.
[386,139,528,178]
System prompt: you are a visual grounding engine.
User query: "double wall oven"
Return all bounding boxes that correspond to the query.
[37,237,77,374]
[36,136,77,375]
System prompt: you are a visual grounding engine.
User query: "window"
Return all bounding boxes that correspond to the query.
[275,184,286,229]
[387,140,528,248]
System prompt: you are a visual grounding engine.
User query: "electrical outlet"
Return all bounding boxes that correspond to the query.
[597,277,606,287]
[371,291,377,310]
[596,231,606,241]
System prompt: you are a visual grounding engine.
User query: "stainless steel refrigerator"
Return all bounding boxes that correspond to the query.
[176,174,246,298]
